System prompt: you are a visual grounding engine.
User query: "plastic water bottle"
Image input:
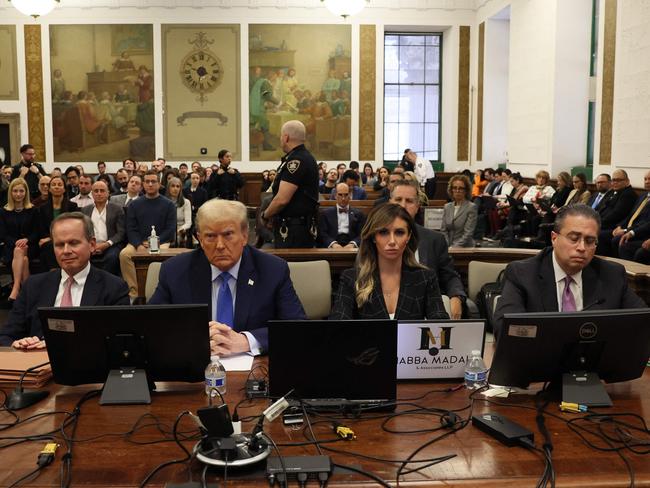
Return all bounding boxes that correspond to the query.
[148,225,159,253]
[205,355,226,397]
[464,350,488,389]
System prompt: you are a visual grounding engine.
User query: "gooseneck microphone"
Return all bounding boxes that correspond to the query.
[6,361,50,410]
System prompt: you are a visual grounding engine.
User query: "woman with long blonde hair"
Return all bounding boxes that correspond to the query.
[330,203,448,320]
[0,178,40,304]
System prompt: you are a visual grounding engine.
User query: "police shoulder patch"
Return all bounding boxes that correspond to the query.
[287,160,301,173]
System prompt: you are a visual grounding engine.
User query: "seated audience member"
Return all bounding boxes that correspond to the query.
[480,169,499,195]
[319,169,339,196]
[80,180,125,276]
[38,176,79,270]
[594,169,638,255]
[31,176,50,208]
[95,161,115,189]
[122,158,136,177]
[330,170,367,200]
[373,166,390,191]
[493,172,529,240]
[374,172,405,206]
[183,171,208,216]
[362,163,376,186]
[390,180,467,319]
[119,170,176,299]
[587,173,611,208]
[110,173,142,208]
[441,175,477,247]
[607,170,650,260]
[70,174,94,208]
[149,199,306,355]
[565,173,591,206]
[50,167,63,179]
[64,166,80,199]
[318,183,366,248]
[167,177,192,247]
[330,203,448,320]
[0,179,40,303]
[178,163,189,185]
[522,170,555,204]
[336,163,346,181]
[0,212,129,348]
[472,169,488,198]
[113,168,130,195]
[261,170,272,192]
[533,171,573,244]
[493,204,646,340]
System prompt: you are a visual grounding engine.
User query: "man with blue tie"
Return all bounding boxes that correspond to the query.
[614,170,650,261]
[588,173,611,209]
[318,183,366,248]
[149,199,306,356]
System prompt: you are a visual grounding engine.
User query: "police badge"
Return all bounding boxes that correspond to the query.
[287,160,301,173]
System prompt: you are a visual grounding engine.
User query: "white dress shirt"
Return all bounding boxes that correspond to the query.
[552,251,584,311]
[91,205,110,244]
[210,257,261,356]
[336,205,350,234]
[70,193,94,208]
[54,263,91,307]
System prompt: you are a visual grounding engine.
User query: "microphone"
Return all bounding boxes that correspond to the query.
[7,361,50,410]
[582,298,605,311]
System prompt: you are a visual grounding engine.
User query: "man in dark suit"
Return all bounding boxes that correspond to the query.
[587,173,611,208]
[0,212,129,348]
[109,173,142,208]
[318,183,365,248]
[614,170,650,261]
[11,144,46,199]
[374,172,405,206]
[80,180,125,275]
[594,169,637,240]
[330,170,367,200]
[493,204,646,340]
[390,180,467,319]
[149,199,305,356]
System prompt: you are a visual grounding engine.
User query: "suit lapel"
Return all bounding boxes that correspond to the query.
[539,252,559,311]
[80,266,101,305]
[233,247,256,331]
[42,271,62,306]
[416,225,430,265]
[582,264,598,308]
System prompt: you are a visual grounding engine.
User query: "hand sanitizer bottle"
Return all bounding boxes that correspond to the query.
[148,225,159,254]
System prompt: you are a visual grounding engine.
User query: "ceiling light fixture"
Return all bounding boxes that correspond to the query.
[10,0,60,18]
[321,0,368,18]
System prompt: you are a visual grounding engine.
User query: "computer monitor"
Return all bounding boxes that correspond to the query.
[40,304,211,405]
[268,319,397,411]
[489,308,650,406]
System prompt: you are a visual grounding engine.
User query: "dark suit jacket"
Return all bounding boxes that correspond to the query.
[149,246,306,352]
[597,186,638,229]
[38,199,79,238]
[318,206,366,247]
[81,202,125,246]
[416,224,466,298]
[0,266,130,345]
[617,192,650,238]
[330,266,449,320]
[183,186,209,213]
[493,247,646,340]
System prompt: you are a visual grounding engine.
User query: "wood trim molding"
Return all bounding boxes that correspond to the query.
[359,24,376,161]
[476,22,485,162]
[24,25,46,160]
[457,25,470,162]
[599,0,617,165]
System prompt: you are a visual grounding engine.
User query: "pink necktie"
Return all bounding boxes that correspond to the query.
[561,276,576,312]
[60,276,74,307]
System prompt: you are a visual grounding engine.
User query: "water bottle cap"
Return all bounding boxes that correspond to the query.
[471,350,481,356]
[210,355,220,362]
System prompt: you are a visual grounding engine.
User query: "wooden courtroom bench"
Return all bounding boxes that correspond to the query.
[132,247,650,304]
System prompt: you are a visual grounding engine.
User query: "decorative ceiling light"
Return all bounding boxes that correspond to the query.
[10,0,60,18]
[321,0,368,18]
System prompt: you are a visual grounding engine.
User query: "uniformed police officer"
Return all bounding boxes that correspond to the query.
[261,120,319,248]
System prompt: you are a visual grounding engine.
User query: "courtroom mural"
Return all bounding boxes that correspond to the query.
[162,25,241,160]
[248,25,351,161]
[49,24,155,162]
[0,25,19,100]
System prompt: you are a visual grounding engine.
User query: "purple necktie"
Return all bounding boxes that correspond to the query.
[561,276,576,312]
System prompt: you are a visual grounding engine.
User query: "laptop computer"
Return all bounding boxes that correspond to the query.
[268,320,397,411]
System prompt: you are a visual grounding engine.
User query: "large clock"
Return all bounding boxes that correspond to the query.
[180,49,223,103]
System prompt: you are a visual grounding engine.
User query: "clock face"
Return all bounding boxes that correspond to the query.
[180,50,223,94]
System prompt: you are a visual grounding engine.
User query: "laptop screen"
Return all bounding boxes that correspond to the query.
[268,320,397,403]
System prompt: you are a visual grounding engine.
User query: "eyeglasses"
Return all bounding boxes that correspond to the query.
[557,233,598,248]
[451,186,466,191]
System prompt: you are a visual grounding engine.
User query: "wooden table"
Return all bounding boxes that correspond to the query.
[2,352,650,487]
[132,247,650,304]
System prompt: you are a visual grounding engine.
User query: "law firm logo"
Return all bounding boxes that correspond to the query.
[418,326,453,356]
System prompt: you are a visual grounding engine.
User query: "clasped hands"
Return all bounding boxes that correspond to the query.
[209,321,250,356]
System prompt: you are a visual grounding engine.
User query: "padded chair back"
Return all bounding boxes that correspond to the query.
[287,260,332,319]
[467,260,508,303]
[145,262,162,303]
